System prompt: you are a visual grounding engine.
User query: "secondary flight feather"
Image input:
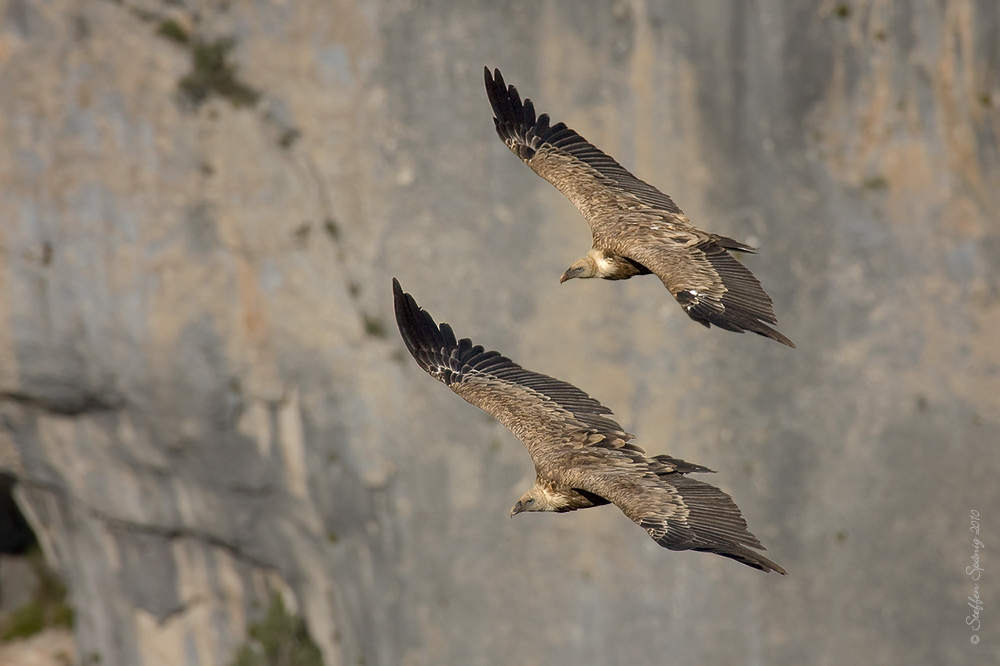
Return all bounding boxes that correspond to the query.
[485,67,794,347]
[393,278,786,574]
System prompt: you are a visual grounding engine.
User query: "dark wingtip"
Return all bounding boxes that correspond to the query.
[484,67,507,96]
[391,276,405,319]
[683,244,796,348]
[685,301,795,347]
[696,544,787,574]
[748,323,795,348]
[741,549,787,575]
[773,331,796,348]
[484,66,511,123]
[746,552,788,575]
[391,276,415,345]
[651,474,787,574]
[392,278,439,368]
[391,276,416,327]
[753,323,795,348]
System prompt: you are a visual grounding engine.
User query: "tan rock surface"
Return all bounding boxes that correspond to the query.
[0,629,73,666]
[1,1,998,665]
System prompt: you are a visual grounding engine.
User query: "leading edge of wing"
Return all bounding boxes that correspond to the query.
[484,66,684,215]
[392,278,631,439]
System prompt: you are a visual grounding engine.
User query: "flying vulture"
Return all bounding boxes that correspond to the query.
[485,67,794,347]
[393,278,786,574]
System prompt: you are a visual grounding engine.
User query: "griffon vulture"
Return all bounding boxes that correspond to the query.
[393,278,785,574]
[485,67,794,347]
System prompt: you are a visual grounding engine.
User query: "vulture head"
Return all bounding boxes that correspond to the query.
[560,249,648,283]
[510,485,567,517]
[559,255,599,283]
[511,483,608,516]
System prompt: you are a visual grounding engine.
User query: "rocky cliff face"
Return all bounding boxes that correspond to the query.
[1,1,998,665]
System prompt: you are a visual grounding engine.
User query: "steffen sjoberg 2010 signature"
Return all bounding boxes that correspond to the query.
[966,510,984,645]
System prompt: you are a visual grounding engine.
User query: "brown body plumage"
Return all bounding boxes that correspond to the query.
[393,278,786,574]
[485,67,794,347]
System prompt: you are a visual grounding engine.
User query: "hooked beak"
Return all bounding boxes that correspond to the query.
[510,501,524,518]
[559,270,575,284]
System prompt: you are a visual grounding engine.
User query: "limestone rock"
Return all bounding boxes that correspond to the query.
[1,1,998,665]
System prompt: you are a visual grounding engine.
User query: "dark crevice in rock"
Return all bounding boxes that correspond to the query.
[0,473,37,555]
[0,390,125,416]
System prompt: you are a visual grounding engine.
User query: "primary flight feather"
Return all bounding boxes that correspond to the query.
[485,67,794,347]
[393,278,786,574]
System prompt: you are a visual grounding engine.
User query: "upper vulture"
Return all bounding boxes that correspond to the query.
[393,278,786,574]
[485,67,794,347]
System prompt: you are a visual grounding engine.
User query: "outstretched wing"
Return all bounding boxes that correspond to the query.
[485,66,686,239]
[560,454,787,574]
[392,279,638,462]
[624,233,796,347]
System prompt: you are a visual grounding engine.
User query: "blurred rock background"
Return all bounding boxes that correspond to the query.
[1,0,998,664]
